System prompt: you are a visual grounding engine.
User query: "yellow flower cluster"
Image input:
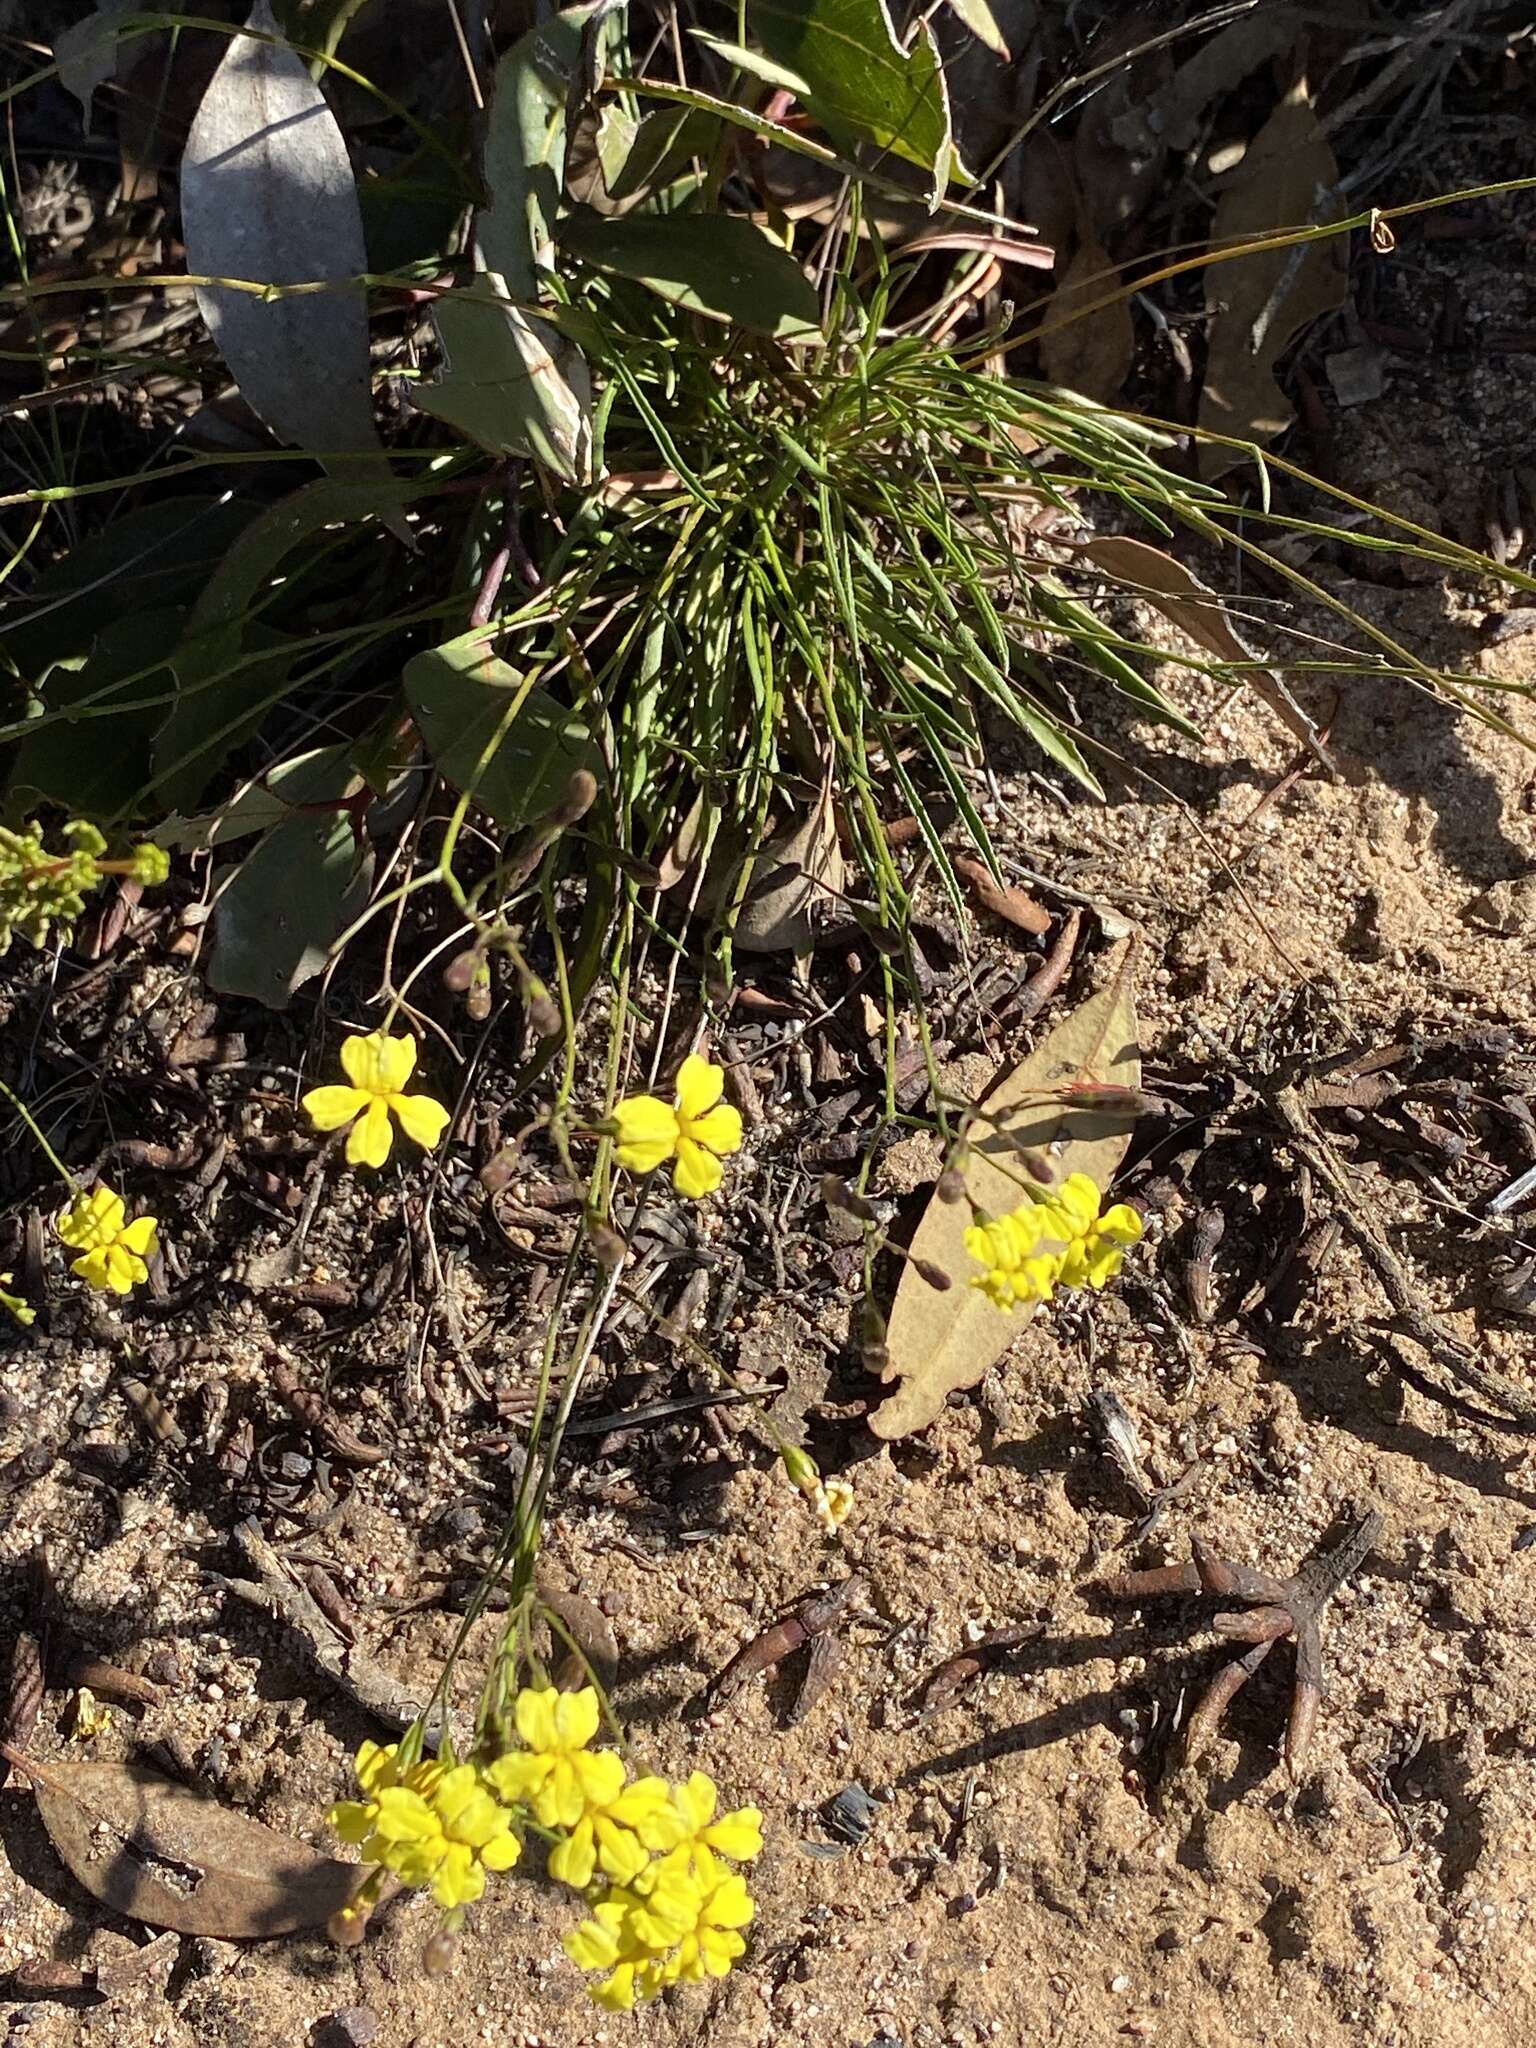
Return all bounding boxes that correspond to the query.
[611,1053,743,1199]
[330,1686,762,2011]
[330,1740,521,1910]
[303,1029,451,1168]
[965,1171,1142,1312]
[55,1185,160,1294]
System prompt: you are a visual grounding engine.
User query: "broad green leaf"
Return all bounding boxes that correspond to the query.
[870,945,1141,1439]
[8,609,184,819]
[404,632,600,834]
[181,2,392,495]
[557,212,821,342]
[606,106,721,203]
[0,498,257,683]
[52,1,134,128]
[154,475,420,809]
[207,745,373,1009]
[480,5,596,298]
[690,28,813,98]
[415,268,595,485]
[750,0,955,197]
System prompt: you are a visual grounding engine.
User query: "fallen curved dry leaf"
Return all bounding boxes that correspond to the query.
[869,944,1141,1440]
[6,1747,360,1938]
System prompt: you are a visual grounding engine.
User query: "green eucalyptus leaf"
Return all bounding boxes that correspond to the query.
[557,211,821,342]
[404,631,599,834]
[480,5,597,298]
[207,745,373,1009]
[750,0,955,196]
[8,608,185,819]
[415,269,595,484]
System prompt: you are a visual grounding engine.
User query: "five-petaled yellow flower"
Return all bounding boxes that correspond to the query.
[0,1273,35,1326]
[611,1053,742,1199]
[303,1029,451,1169]
[484,1686,619,1830]
[55,1186,159,1294]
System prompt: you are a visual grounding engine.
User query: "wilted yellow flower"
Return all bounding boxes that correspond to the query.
[484,1686,617,1831]
[1047,1171,1143,1289]
[55,1186,159,1294]
[964,1203,1065,1312]
[303,1029,451,1169]
[814,1477,855,1534]
[611,1053,742,1198]
[330,1740,520,1910]
[0,1273,34,1326]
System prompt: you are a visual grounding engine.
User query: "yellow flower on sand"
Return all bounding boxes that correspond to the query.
[1047,1171,1143,1289]
[0,1273,35,1326]
[303,1029,451,1169]
[484,1686,621,1830]
[547,1771,681,1889]
[564,1864,756,2010]
[330,1740,520,1910]
[659,1771,764,1883]
[611,1053,742,1198]
[965,1172,1142,1311]
[55,1186,159,1294]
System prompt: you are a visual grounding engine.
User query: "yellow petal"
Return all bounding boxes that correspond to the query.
[1099,1203,1143,1247]
[673,1772,717,1832]
[346,1097,395,1169]
[484,1751,547,1804]
[705,1806,763,1861]
[573,1748,627,1806]
[1052,1173,1100,1232]
[612,1095,679,1174]
[672,1138,723,1200]
[548,1818,596,1889]
[340,1029,415,1094]
[684,1102,742,1157]
[70,1248,115,1291]
[551,1686,601,1750]
[330,1801,376,1844]
[389,1091,451,1151]
[105,1245,147,1293]
[303,1084,369,1133]
[674,1053,725,1121]
[513,1686,560,1753]
[118,1215,159,1258]
[481,1829,521,1872]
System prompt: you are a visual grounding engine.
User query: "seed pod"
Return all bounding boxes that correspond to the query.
[552,768,598,827]
[912,1258,953,1292]
[821,1175,877,1223]
[442,945,484,993]
[585,1216,626,1272]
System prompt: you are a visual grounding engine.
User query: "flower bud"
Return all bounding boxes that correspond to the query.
[821,1174,877,1223]
[780,1444,820,1495]
[525,981,561,1038]
[936,1165,968,1204]
[421,1928,457,1976]
[551,768,599,828]
[912,1258,953,1292]
[443,945,485,993]
[585,1215,627,1271]
[127,842,170,887]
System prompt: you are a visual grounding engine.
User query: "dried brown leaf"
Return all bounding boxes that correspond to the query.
[1198,80,1348,480]
[869,945,1141,1440]
[6,1749,360,1937]
[734,781,846,954]
[1077,535,1331,759]
[953,854,1050,936]
[1039,223,1133,406]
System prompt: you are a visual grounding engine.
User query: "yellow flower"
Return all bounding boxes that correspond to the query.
[565,1860,750,2010]
[548,1772,682,1890]
[611,1053,743,1199]
[484,1686,619,1830]
[302,1029,451,1169]
[1047,1171,1143,1289]
[660,1772,764,1883]
[963,1203,1066,1312]
[0,1273,35,1326]
[668,1868,756,1983]
[55,1186,159,1294]
[330,1741,520,1910]
[814,1477,855,1534]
